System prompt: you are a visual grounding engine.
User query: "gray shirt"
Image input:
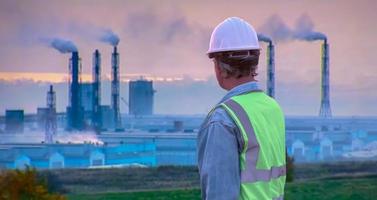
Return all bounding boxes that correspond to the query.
[197,81,260,200]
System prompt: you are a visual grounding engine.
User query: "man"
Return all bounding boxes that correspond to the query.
[197,17,286,200]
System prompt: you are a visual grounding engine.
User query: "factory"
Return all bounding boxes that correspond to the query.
[58,45,127,131]
[0,33,376,170]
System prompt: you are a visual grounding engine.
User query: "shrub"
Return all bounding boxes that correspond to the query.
[286,150,295,182]
[0,167,66,200]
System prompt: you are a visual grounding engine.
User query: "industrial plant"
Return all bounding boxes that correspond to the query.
[0,31,376,170]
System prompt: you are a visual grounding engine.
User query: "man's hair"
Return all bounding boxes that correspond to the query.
[209,50,260,79]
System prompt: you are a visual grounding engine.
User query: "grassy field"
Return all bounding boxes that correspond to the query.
[67,174,377,200]
[32,161,377,200]
[68,189,201,200]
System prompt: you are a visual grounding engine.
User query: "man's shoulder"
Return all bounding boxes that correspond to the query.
[202,106,236,129]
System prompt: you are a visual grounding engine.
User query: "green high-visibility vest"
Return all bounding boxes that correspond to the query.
[221,91,286,200]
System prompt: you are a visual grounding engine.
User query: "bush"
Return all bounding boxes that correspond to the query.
[286,150,294,182]
[0,167,66,200]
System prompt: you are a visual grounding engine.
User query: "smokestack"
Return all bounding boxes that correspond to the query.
[68,51,84,130]
[319,39,332,118]
[111,46,121,129]
[92,49,102,132]
[45,85,57,143]
[267,41,275,98]
[257,34,275,98]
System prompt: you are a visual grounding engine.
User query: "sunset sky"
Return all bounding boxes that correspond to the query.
[0,0,376,115]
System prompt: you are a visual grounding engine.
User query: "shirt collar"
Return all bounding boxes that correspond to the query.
[219,81,260,104]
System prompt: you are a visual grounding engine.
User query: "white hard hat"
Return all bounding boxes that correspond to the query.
[207,17,260,55]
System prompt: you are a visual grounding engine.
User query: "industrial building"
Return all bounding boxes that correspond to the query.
[37,107,49,130]
[100,105,115,130]
[0,142,156,169]
[129,79,155,116]
[80,83,93,113]
[1,31,376,169]
[5,110,24,133]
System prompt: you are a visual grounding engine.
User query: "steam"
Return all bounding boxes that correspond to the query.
[257,33,272,43]
[55,131,103,144]
[293,14,327,41]
[258,14,326,42]
[100,29,120,46]
[259,15,292,42]
[0,131,103,145]
[49,38,77,53]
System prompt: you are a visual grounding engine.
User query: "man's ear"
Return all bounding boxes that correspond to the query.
[215,59,229,79]
[220,69,229,78]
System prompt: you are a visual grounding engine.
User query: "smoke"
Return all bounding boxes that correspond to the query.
[293,14,327,41]
[49,38,77,53]
[258,14,326,42]
[99,29,120,46]
[259,15,292,42]
[55,131,103,144]
[257,33,272,43]
[0,131,103,145]
[163,17,191,42]
[124,11,210,45]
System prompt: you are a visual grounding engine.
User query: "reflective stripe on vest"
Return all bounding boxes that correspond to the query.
[220,91,286,200]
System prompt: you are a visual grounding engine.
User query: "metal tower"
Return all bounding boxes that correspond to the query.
[111,46,121,129]
[319,39,332,118]
[45,85,57,143]
[92,49,102,132]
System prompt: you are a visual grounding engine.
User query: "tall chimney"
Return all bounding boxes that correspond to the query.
[111,46,121,129]
[92,49,101,131]
[267,41,275,98]
[68,51,84,130]
[45,85,57,143]
[319,39,332,118]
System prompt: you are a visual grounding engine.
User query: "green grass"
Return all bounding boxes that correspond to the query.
[67,189,201,200]
[68,175,377,200]
[284,175,377,200]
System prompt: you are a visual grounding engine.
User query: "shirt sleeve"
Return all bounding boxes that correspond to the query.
[197,120,240,200]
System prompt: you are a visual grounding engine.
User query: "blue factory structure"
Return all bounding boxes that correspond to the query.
[5,110,24,133]
[129,79,155,116]
[0,142,156,169]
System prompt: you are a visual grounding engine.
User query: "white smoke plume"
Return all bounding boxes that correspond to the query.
[100,29,120,46]
[55,131,103,144]
[0,131,103,145]
[49,38,78,53]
